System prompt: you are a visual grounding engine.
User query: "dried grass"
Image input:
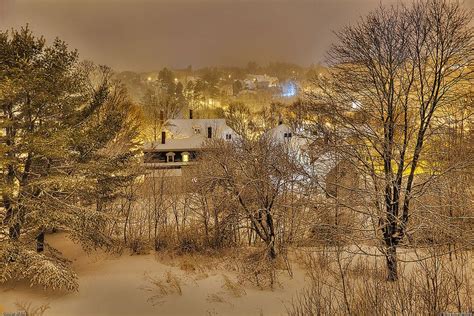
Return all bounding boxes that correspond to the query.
[221,274,246,297]
[15,301,50,316]
[141,271,183,305]
[287,249,474,316]
[206,293,226,303]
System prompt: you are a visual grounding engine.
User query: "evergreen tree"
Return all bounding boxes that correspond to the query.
[0,27,141,291]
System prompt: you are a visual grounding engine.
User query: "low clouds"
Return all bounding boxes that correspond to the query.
[0,0,447,71]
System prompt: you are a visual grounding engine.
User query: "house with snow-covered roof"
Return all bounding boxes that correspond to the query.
[263,122,358,196]
[262,122,310,164]
[241,74,279,91]
[143,111,238,175]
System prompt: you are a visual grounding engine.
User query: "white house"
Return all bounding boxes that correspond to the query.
[263,123,310,163]
[143,116,238,176]
[263,123,349,192]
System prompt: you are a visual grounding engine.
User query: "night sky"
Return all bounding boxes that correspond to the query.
[0,0,472,71]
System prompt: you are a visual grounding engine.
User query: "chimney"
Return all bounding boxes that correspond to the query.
[160,110,164,123]
[207,126,212,139]
[189,109,193,119]
[161,131,166,144]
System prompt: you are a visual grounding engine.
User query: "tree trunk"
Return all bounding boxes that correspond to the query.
[9,223,20,240]
[266,211,277,260]
[4,203,21,241]
[36,231,45,252]
[268,236,277,259]
[386,245,398,281]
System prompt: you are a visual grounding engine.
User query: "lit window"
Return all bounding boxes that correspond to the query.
[182,152,189,162]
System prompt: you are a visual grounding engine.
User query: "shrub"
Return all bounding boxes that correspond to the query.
[128,237,150,255]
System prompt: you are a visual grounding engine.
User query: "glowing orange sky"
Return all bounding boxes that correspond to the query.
[0,0,471,71]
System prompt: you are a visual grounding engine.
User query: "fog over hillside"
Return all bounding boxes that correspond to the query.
[0,0,415,71]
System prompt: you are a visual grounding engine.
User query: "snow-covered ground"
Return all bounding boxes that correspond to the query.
[0,233,308,316]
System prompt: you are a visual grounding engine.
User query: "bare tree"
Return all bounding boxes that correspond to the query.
[307,0,473,280]
[197,137,300,259]
[142,78,186,142]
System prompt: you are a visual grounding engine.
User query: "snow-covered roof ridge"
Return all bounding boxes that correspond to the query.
[263,123,308,148]
[143,117,238,151]
[165,118,231,139]
[143,135,206,151]
[264,123,292,140]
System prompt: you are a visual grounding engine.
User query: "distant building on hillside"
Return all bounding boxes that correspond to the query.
[280,80,298,98]
[240,74,279,91]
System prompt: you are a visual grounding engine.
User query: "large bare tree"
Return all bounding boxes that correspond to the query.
[307,0,473,280]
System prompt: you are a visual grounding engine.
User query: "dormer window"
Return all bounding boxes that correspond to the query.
[166,152,175,163]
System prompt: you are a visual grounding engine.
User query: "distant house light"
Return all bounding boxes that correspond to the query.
[281,81,297,97]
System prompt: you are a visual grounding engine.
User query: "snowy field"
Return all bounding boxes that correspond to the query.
[0,233,308,316]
